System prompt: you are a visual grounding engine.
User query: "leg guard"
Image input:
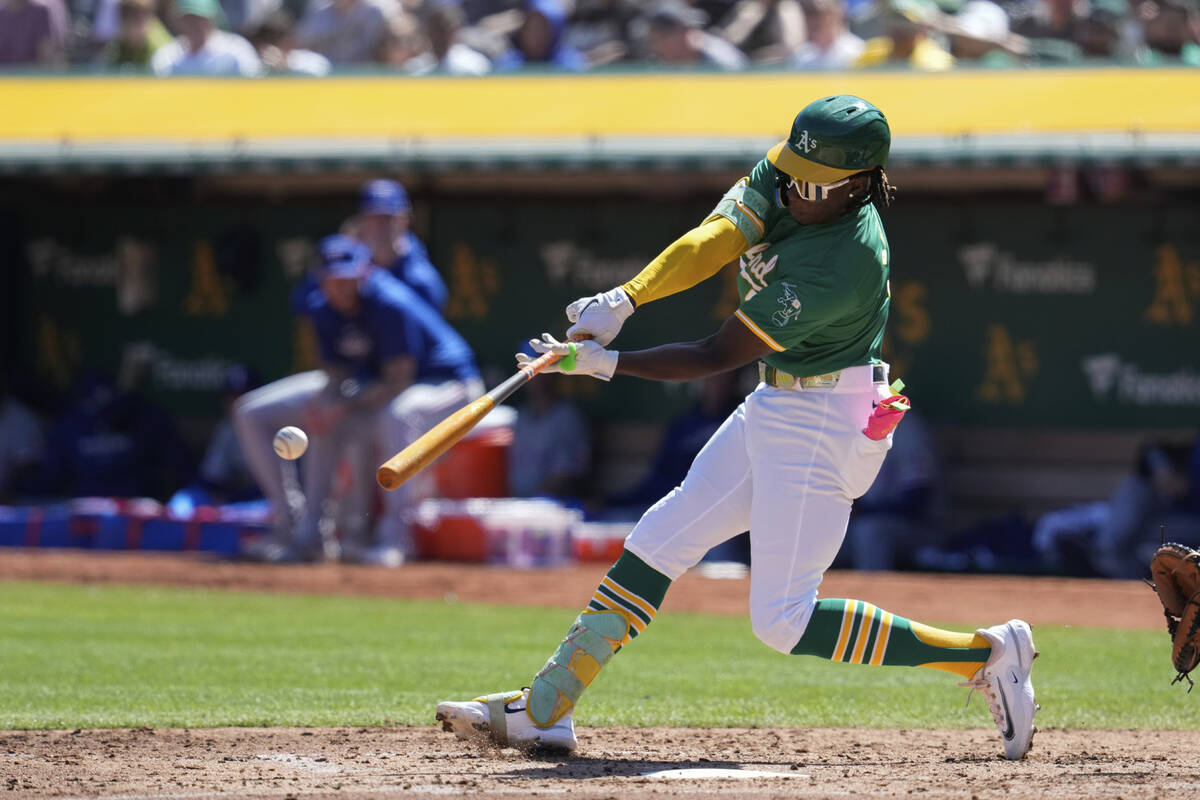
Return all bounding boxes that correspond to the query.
[527,610,628,726]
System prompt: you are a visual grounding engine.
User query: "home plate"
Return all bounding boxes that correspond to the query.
[642,768,808,780]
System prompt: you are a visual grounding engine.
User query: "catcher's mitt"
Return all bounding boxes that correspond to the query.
[1149,542,1200,690]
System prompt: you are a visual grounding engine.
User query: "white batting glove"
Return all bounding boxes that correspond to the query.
[565,287,635,347]
[516,333,619,381]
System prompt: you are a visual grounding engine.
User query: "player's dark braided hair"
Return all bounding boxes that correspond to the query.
[850,167,897,211]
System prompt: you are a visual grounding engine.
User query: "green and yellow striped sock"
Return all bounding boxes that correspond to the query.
[527,550,671,725]
[790,598,991,679]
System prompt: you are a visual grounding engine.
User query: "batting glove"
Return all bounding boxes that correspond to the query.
[862,394,910,441]
[517,333,619,381]
[565,287,634,346]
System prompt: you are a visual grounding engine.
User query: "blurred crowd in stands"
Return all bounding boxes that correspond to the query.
[1,0,1197,73]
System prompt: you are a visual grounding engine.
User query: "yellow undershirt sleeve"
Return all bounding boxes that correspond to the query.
[621,216,748,307]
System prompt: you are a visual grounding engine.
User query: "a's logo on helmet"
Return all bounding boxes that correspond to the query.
[796,130,818,154]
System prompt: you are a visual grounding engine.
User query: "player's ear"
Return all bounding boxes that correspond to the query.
[846,173,871,199]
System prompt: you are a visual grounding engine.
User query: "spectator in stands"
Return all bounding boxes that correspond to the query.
[294,0,397,65]
[946,0,1029,63]
[405,2,492,75]
[642,0,751,69]
[377,10,427,66]
[151,0,262,74]
[840,409,943,570]
[0,0,69,66]
[694,0,744,25]
[252,9,331,74]
[856,0,955,68]
[715,0,807,64]
[508,371,591,498]
[1010,0,1088,60]
[1140,0,1200,63]
[347,178,449,312]
[1034,434,1200,578]
[793,0,865,67]
[563,0,640,66]
[461,0,524,22]
[0,377,45,502]
[494,0,589,70]
[98,0,171,68]
[1072,0,1128,58]
[219,0,280,37]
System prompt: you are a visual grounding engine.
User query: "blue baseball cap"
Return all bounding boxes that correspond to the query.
[359,179,410,216]
[318,234,371,278]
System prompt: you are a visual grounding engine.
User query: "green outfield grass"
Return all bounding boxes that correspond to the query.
[0,580,1190,730]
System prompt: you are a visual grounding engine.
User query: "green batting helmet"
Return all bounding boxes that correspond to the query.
[767,95,891,185]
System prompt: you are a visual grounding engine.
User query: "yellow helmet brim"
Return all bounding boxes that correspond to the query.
[766,141,863,184]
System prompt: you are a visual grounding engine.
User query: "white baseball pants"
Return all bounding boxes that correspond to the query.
[624,364,893,654]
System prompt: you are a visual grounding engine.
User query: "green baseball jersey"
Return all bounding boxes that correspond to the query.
[708,157,890,378]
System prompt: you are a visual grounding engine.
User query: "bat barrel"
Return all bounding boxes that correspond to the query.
[375,348,565,491]
[376,396,497,491]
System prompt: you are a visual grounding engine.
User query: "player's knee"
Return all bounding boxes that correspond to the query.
[750,594,818,654]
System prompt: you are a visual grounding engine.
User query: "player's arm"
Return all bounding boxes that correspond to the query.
[525,314,771,383]
[565,217,747,345]
[621,216,748,307]
[567,165,776,344]
[615,314,771,381]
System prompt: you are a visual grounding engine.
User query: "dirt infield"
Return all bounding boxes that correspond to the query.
[4,725,1198,800]
[0,549,1184,799]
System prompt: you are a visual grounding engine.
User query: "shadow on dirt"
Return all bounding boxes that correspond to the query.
[499,755,784,780]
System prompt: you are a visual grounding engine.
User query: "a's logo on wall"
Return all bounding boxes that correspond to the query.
[772,282,803,327]
[796,130,818,154]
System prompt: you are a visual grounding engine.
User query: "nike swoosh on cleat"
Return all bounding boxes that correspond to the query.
[996,678,1015,741]
[504,702,525,715]
[1010,671,1020,685]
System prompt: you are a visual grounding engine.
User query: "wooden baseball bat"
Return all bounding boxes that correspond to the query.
[376,348,565,491]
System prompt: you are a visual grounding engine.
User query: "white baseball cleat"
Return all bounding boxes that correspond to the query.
[961,619,1039,760]
[436,688,577,752]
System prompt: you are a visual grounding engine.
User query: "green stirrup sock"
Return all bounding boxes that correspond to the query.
[790,598,991,679]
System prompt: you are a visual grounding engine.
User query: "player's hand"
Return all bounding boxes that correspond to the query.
[517,333,618,381]
[565,287,634,346]
[862,394,909,441]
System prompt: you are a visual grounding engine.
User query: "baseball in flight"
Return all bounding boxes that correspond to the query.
[273,426,309,460]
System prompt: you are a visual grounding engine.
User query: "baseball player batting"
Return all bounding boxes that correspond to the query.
[436,96,1039,760]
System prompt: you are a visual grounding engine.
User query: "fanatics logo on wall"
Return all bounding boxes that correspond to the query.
[772,282,803,326]
[1082,354,1200,406]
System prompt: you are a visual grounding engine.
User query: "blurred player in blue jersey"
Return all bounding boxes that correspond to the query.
[351,178,449,312]
[234,235,480,564]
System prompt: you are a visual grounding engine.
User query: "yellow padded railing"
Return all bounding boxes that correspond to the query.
[2,69,1197,142]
